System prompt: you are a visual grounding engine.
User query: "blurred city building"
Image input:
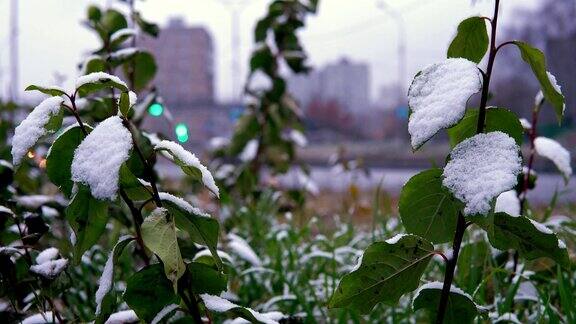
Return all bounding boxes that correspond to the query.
[140,17,215,107]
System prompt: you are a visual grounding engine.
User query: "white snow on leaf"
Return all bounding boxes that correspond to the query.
[229,312,285,324]
[155,140,219,197]
[534,137,572,181]
[495,190,521,216]
[514,281,539,302]
[71,116,133,200]
[193,249,234,264]
[0,205,14,215]
[12,97,64,165]
[151,303,179,324]
[239,139,259,162]
[547,71,563,96]
[110,48,139,61]
[200,294,279,324]
[529,219,553,235]
[413,281,474,308]
[30,259,68,279]
[385,234,407,245]
[21,312,55,324]
[105,310,138,324]
[534,91,544,106]
[442,132,521,216]
[158,192,211,218]
[492,312,522,324]
[95,235,133,316]
[519,118,532,130]
[408,58,482,148]
[558,239,566,249]
[289,129,308,147]
[110,28,137,43]
[128,91,137,107]
[76,72,127,90]
[228,233,262,267]
[35,247,59,264]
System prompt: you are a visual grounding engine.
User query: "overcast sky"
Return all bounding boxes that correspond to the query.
[0,0,541,103]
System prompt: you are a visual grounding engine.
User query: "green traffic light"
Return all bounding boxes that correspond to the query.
[148,103,164,117]
[175,123,189,143]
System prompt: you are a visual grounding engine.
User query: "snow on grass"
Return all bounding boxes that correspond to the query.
[443,132,521,216]
[12,97,64,165]
[495,190,521,216]
[534,137,572,181]
[36,247,59,264]
[30,259,68,279]
[105,309,138,324]
[155,140,219,197]
[75,72,127,90]
[22,312,55,324]
[158,192,211,218]
[151,303,179,324]
[408,58,482,149]
[95,235,133,316]
[71,116,133,200]
[228,233,262,267]
[200,294,280,324]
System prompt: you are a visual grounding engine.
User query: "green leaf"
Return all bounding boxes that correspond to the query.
[83,56,106,74]
[447,17,489,63]
[187,262,227,295]
[25,85,67,97]
[101,9,128,36]
[488,212,570,268]
[456,240,489,293]
[123,51,157,91]
[141,208,186,288]
[118,164,152,201]
[329,235,435,313]
[119,91,131,117]
[47,125,90,197]
[124,264,180,323]
[160,194,223,269]
[95,236,135,324]
[66,184,109,264]
[135,13,160,37]
[250,45,274,75]
[413,283,479,324]
[254,17,271,42]
[399,169,462,244]
[87,5,102,22]
[512,41,565,122]
[447,108,524,147]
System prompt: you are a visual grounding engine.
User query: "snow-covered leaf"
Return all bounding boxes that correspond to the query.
[494,190,520,217]
[408,58,482,149]
[141,208,185,288]
[95,236,135,324]
[227,233,262,267]
[442,132,521,216]
[71,116,133,200]
[123,264,179,323]
[109,28,136,47]
[201,294,281,324]
[399,168,462,244]
[12,97,64,165]
[159,192,223,269]
[30,258,68,279]
[155,140,219,197]
[75,72,129,97]
[412,281,479,324]
[534,137,572,183]
[488,212,570,268]
[104,310,138,324]
[329,235,434,314]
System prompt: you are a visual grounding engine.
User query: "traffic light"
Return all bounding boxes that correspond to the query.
[148,102,164,117]
[175,123,189,143]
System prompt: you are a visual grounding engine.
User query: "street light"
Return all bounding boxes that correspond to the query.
[377,1,407,94]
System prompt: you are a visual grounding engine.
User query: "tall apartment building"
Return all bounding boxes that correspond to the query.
[140,17,215,108]
[288,58,370,114]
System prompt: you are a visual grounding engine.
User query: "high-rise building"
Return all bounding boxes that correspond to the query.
[288,58,370,114]
[140,17,215,108]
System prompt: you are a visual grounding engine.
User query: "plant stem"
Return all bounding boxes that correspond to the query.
[436,2,501,322]
[435,213,467,324]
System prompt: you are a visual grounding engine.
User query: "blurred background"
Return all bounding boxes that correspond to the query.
[1,0,574,204]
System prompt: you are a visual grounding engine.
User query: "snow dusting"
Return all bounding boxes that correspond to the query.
[22,312,55,324]
[228,233,262,267]
[35,247,59,264]
[534,137,572,181]
[110,28,137,43]
[519,118,532,130]
[155,140,219,197]
[30,259,68,279]
[12,97,64,165]
[105,310,138,324]
[385,234,407,245]
[200,294,279,324]
[239,139,259,162]
[151,303,179,324]
[495,190,521,216]
[95,235,133,315]
[413,281,473,307]
[71,116,133,200]
[443,132,521,216]
[76,72,127,90]
[158,192,211,218]
[529,219,553,235]
[408,58,482,148]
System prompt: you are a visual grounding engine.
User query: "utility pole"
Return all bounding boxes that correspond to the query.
[217,0,251,102]
[9,0,19,102]
[377,1,407,94]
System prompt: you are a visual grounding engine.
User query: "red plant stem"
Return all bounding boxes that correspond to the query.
[436,1,500,323]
